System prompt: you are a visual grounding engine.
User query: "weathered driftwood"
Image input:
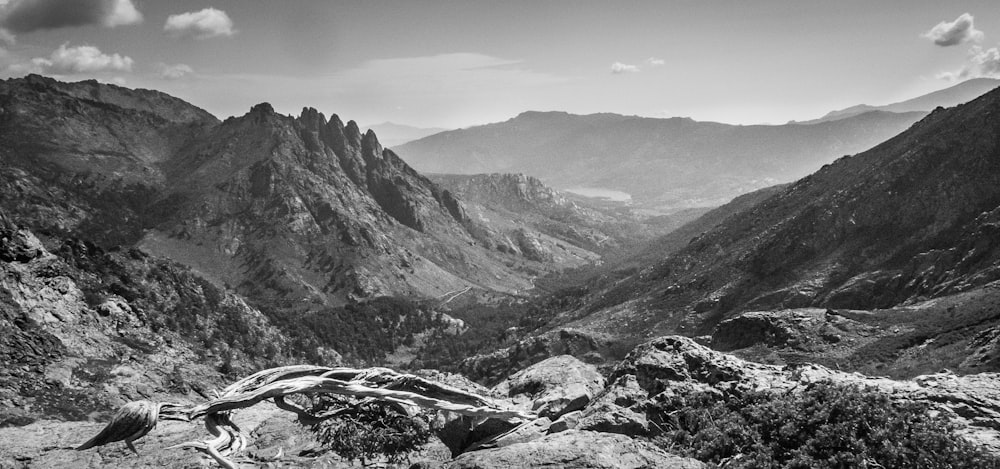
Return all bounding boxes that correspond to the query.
[76,365,534,468]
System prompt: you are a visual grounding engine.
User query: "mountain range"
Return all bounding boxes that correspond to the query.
[3,74,1000,467]
[471,81,1000,382]
[0,75,631,311]
[799,77,1000,124]
[396,78,1000,211]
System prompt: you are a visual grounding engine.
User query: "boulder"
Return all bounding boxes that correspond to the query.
[493,355,605,419]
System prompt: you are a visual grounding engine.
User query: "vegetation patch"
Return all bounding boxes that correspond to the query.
[307,396,434,466]
[650,382,1000,468]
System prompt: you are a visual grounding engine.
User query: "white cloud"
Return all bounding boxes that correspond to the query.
[645,57,665,66]
[938,45,1000,82]
[0,27,12,44]
[0,0,141,34]
[922,13,983,47]
[611,62,639,74]
[102,0,140,27]
[156,62,193,80]
[164,8,234,39]
[7,43,133,75]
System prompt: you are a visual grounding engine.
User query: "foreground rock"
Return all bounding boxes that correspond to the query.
[580,335,1000,452]
[492,355,605,419]
[443,430,704,469]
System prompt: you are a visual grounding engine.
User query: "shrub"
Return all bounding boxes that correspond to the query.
[650,382,1000,469]
[308,396,433,465]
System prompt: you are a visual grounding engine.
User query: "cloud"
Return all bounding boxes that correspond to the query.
[164,8,234,39]
[645,57,665,66]
[922,13,983,47]
[156,62,193,80]
[937,45,1000,81]
[611,62,639,74]
[0,0,141,34]
[7,43,133,75]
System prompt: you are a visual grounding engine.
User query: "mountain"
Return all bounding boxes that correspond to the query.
[395,110,925,211]
[802,78,1000,124]
[0,75,613,310]
[428,173,709,258]
[0,75,660,379]
[365,121,449,148]
[469,82,1000,380]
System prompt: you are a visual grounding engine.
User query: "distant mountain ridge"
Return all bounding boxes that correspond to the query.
[396,80,1000,212]
[396,109,925,211]
[800,78,1000,124]
[365,122,449,148]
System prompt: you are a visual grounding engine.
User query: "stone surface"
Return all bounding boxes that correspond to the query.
[443,430,705,469]
[492,355,605,419]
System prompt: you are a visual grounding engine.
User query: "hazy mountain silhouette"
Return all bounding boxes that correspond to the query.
[800,78,1000,124]
[396,110,924,210]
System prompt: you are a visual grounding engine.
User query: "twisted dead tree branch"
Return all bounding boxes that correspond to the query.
[76,365,534,468]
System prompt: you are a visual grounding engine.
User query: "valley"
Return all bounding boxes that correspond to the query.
[2,69,1000,468]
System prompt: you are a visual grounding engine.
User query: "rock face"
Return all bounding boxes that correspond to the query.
[0,211,285,428]
[492,355,605,419]
[444,430,705,469]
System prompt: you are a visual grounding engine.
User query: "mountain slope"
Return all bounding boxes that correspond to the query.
[0,75,610,352]
[0,74,219,245]
[804,78,1000,124]
[473,82,1000,378]
[428,173,706,258]
[396,110,925,210]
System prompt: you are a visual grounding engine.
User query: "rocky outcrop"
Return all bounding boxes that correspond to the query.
[711,308,873,352]
[585,336,1000,452]
[492,355,605,419]
[461,329,607,385]
[0,214,289,428]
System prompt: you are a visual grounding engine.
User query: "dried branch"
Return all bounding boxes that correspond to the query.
[76,366,531,468]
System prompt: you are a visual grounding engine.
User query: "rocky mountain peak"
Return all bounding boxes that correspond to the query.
[298,106,327,129]
[344,119,364,149]
[361,128,384,162]
[247,102,278,125]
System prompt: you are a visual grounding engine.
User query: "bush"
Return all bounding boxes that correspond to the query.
[650,382,1000,468]
[308,396,433,465]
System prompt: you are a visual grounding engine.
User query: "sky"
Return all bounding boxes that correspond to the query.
[0,0,999,129]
